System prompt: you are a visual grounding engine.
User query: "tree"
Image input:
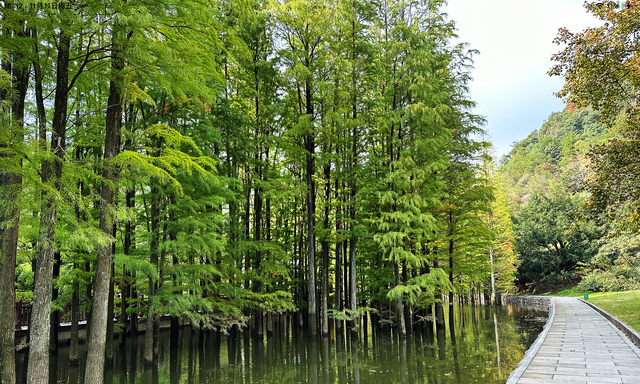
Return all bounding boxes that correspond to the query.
[548,1,640,276]
[484,157,519,301]
[513,193,602,288]
[549,1,640,124]
[83,2,125,379]
[276,0,333,339]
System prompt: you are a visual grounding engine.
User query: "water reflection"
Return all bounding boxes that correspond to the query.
[15,304,545,384]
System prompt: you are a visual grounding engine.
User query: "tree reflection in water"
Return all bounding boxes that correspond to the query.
[15,304,546,383]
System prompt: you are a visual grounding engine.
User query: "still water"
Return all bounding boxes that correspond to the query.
[16,304,547,384]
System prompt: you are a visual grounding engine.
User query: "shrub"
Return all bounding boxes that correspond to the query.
[577,269,640,292]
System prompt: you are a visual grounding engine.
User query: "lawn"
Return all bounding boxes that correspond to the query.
[544,289,640,333]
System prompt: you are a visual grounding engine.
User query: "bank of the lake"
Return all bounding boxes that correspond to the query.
[15,304,547,384]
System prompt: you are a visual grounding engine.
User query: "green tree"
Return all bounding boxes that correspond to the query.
[484,158,519,301]
[514,193,602,288]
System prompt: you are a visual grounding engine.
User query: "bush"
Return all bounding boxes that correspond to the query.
[577,269,640,292]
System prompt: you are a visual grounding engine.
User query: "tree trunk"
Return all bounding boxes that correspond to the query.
[244,186,251,292]
[305,81,318,339]
[106,255,116,363]
[253,161,263,337]
[28,31,69,384]
[145,184,160,364]
[49,251,61,352]
[434,258,444,325]
[124,188,137,336]
[489,248,496,306]
[321,163,331,336]
[119,264,128,348]
[0,18,28,383]
[334,178,342,330]
[348,182,357,337]
[449,236,455,306]
[349,95,358,338]
[84,24,124,383]
[69,274,79,364]
[394,262,406,337]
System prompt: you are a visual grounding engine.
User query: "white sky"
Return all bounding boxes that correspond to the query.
[443,0,605,158]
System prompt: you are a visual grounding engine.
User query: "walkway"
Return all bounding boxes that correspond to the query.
[510,297,640,384]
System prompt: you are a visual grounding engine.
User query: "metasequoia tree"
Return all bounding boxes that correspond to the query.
[0,2,509,375]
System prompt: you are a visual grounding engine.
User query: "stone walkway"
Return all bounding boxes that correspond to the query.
[512,297,640,384]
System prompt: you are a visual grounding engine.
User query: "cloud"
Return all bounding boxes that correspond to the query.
[444,0,605,157]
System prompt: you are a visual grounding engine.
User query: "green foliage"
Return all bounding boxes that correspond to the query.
[1,0,512,349]
[577,270,640,292]
[498,106,621,290]
[484,159,519,293]
[501,108,607,201]
[513,193,604,286]
[538,3,640,292]
[387,268,453,307]
[328,307,377,322]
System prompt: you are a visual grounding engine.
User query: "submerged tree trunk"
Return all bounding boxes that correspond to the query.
[84,24,124,383]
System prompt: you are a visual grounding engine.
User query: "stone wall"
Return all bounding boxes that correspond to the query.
[504,295,555,384]
[501,294,552,312]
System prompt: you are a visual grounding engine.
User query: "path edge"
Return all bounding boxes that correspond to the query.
[506,297,555,384]
[579,298,640,350]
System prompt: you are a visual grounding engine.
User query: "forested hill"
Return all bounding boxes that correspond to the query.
[500,107,608,203]
[498,106,640,292]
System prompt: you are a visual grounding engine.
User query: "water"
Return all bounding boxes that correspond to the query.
[16,304,547,383]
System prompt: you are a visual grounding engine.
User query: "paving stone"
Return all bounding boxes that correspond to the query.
[511,297,640,384]
[521,372,554,379]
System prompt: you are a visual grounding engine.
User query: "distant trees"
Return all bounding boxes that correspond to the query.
[532,1,640,291]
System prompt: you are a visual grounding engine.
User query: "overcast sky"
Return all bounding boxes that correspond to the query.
[443,0,604,158]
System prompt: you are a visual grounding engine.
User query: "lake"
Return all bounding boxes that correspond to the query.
[16,304,547,383]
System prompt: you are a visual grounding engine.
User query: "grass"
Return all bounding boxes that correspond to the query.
[587,290,640,333]
[542,286,585,297]
[545,288,640,333]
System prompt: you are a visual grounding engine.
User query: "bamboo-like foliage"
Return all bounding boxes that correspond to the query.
[0,0,512,379]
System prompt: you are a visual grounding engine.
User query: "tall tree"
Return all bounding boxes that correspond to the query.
[0,4,29,377]
[277,0,332,338]
[84,3,125,380]
[28,8,72,382]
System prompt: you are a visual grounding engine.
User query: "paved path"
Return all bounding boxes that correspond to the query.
[512,297,640,384]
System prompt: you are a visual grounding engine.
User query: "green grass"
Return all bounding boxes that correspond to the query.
[546,288,640,333]
[542,286,585,297]
[587,290,640,333]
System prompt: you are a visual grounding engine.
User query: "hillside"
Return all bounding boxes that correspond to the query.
[501,107,608,204]
[499,107,612,291]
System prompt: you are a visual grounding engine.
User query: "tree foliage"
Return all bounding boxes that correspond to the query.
[0,0,510,378]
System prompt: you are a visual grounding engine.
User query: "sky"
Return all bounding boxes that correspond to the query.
[443,0,604,158]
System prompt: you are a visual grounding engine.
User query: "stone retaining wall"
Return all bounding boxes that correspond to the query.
[504,295,555,384]
[501,294,552,312]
